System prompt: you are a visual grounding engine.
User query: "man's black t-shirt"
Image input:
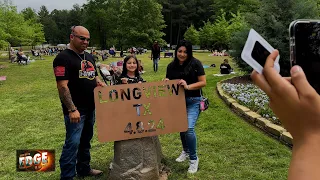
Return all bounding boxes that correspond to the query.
[166,58,205,97]
[53,49,98,115]
[151,45,160,59]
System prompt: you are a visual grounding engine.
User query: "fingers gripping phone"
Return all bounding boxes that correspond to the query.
[290,20,320,94]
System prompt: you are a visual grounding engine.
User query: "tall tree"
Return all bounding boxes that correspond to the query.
[159,0,214,46]
[119,0,166,48]
[38,5,49,20]
[50,9,72,44]
[21,7,45,47]
[230,0,319,75]
[21,7,38,22]
[198,10,247,51]
[38,5,52,44]
[0,0,44,47]
[184,24,200,45]
[212,0,260,20]
[83,0,165,50]
[83,0,118,49]
[69,4,84,27]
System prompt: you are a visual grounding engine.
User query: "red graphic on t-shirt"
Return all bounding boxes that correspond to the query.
[54,66,65,77]
[81,60,95,72]
[79,60,95,80]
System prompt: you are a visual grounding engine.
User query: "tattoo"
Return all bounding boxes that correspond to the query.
[58,86,75,110]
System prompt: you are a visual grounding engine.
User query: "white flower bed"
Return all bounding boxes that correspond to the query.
[221,83,280,125]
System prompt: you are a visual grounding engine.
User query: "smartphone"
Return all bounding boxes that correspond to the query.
[290,20,320,94]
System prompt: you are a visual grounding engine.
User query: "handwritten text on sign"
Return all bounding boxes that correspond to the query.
[94,80,188,142]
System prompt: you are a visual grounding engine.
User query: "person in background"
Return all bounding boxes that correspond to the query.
[164,39,206,174]
[220,59,232,74]
[151,40,161,72]
[138,60,144,74]
[251,49,320,180]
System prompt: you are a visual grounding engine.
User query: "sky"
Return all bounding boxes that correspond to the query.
[12,0,87,12]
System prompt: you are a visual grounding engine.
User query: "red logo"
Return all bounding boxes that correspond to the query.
[54,66,65,77]
[79,60,95,80]
[81,60,95,72]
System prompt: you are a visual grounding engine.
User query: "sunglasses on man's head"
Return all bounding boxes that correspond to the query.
[72,34,90,42]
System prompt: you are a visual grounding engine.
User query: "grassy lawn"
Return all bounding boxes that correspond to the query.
[0,52,291,180]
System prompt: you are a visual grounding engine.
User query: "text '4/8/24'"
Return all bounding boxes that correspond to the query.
[124,119,165,135]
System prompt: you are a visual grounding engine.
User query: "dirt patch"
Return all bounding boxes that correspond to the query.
[223,75,252,84]
[159,164,171,180]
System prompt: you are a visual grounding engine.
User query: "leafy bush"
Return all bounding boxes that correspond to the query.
[199,10,248,51]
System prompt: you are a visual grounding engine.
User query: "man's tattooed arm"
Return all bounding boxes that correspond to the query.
[57,81,76,111]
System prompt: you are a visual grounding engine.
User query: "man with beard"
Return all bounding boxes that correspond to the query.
[53,26,105,180]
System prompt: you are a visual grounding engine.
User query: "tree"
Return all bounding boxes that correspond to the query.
[83,0,165,50]
[212,0,260,20]
[50,9,72,44]
[37,5,84,45]
[69,4,84,27]
[83,0,118,49]
[21,7,38,22]
[230,0,319,75]
[184,24,199,45]
[199,21,215,50]
[159,0,214,46]
[198,10,247,51]
[38,5,49,20]
[119,0,166,48]
[210,11,230,50]
[38,5,53,44]
[21,7,45,46]
[0,0,45,47]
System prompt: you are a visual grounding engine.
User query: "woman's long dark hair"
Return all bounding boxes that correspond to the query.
[172,39,194,76]
[121,55,140,77]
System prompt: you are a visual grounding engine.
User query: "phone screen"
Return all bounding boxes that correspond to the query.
[294,22,320,94]
[251,41,271,67]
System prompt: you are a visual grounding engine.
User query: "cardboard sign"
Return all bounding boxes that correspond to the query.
[94,80,188,142]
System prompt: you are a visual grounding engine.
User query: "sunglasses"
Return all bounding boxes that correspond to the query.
[72,34,90,42]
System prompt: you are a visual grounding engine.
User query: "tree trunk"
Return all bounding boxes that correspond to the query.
[108,136,163,180]
[100,32,107,50]
[8,44,11,61]
[176,22,181,45]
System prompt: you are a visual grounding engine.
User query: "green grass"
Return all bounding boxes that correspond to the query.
[0,52,291,180]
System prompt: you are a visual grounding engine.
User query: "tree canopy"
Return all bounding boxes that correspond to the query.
[230,0,319,75]
[0,0,45,48]
[2,0,320,72]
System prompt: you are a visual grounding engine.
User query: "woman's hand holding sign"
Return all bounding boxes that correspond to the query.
[121,78,129,84]
[178,79,188,90]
